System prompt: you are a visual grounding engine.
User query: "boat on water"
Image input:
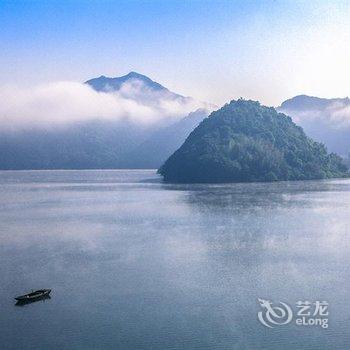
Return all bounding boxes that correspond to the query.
[15,289,51,302]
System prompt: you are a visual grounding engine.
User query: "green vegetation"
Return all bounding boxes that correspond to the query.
[158,99,349,183]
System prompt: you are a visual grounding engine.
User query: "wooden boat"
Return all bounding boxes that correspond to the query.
[15,289,51,301]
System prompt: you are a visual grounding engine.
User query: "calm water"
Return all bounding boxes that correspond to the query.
[1,170,350,350]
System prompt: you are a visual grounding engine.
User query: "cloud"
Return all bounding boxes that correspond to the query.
[0,80,208,130]
[282,100,350,129]
[329,104,350,129]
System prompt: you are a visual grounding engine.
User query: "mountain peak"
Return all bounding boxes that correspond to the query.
[85,71,170,93]
[124,71,148,79]
[279,95,350,111]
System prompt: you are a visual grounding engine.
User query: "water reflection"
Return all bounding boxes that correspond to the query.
[0,170,349,350]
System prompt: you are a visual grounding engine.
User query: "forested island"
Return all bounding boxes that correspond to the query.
[158,99,349,183]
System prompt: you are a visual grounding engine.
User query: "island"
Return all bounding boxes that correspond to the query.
[158,99,349,183]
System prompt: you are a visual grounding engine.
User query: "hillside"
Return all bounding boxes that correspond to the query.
[0,120,147,170]
[120,109,209,168]
[159,99,349,183]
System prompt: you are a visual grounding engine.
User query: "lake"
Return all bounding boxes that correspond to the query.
[0,170,350,350]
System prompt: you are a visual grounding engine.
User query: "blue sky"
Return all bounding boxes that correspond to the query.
[1,0,349,105]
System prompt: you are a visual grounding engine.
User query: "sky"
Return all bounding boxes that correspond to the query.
[0,0,349,106]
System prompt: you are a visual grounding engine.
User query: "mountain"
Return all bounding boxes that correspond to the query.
[85,71,191,104]
[86,72,165,92]
[0,108,210,170]
[278,95,350,158]
[0,72,207,170]
[86,71,171,93]
[158,99,349,183]
[0,120,148,170]
[280,95,350,111]
[120,108,210,168]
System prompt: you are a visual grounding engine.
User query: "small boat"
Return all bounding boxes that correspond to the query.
[15,289,51,301]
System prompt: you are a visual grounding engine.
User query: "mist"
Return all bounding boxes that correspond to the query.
[280,98,350,157]
[0,80,207,130]
[287,100,350,130]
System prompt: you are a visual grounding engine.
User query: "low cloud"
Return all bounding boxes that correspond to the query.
[283,99,350,129]
[329,104,350,129]
[0,80,208,130]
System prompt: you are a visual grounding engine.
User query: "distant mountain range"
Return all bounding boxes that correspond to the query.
[86,72,164,92]
[0,72,210,169]
[278,95,350,158]
[0,74,348,170]
[280,95,350,111]
[86,71,187,101]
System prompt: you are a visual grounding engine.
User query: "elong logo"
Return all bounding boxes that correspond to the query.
[257,298,329,329]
